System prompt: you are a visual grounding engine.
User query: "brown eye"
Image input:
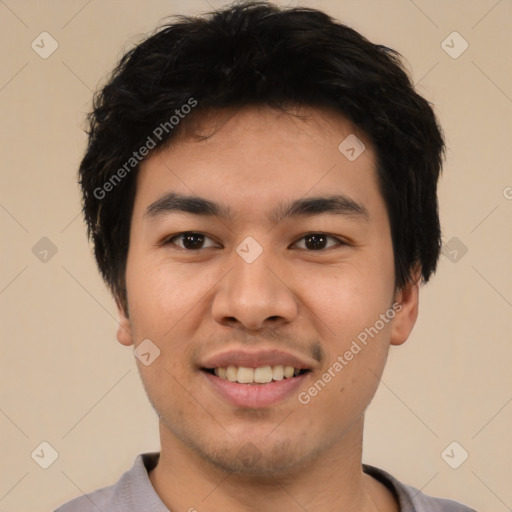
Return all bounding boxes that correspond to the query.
[165,232,218,250]
[293,233,345,251]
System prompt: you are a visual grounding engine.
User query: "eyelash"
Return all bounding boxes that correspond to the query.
[162,231,348,251]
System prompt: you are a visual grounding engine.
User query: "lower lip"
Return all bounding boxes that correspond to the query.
[202,370,309,408]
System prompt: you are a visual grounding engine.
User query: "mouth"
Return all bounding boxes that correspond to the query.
[202,365,310,384]
[199,349,314,408]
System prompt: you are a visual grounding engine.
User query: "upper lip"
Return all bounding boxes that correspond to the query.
[201,348,315,370]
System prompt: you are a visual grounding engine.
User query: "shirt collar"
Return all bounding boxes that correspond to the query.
[112,452,169,511]
[118,453,419,512]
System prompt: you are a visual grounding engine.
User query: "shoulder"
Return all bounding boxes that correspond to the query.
[401,487,479,512]
[53,484,115,511]
[53,452,164,512]
[363,464,478,512]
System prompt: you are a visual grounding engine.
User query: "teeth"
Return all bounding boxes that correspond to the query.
[272,365,284,381]
[212,365,303,384]
[284,366,295,378]
[237,367,254,383]
[226,366,238,382]
[254,366,273,383]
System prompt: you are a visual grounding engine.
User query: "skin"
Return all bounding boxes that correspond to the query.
[116,105,420,512]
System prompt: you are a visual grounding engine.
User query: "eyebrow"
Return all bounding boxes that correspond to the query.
[145,192,370,224]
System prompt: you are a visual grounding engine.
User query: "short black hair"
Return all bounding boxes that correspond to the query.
[79,1,445,313]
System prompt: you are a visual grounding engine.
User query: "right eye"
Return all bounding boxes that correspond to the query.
[162,232,220,250]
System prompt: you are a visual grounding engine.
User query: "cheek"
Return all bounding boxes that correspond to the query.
[304,260,394,336]
[125,259,210,336]
[300,261,395,409]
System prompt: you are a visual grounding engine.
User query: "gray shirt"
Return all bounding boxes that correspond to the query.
[54,452,477,512]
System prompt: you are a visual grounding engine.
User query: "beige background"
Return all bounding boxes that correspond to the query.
[0,1,511,511]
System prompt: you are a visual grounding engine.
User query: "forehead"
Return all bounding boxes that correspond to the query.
[133,105,381,223]
[167,104,371,158]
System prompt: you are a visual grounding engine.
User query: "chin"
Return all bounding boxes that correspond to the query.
[188,436,322,479]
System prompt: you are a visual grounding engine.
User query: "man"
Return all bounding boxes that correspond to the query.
[55,1,477,511]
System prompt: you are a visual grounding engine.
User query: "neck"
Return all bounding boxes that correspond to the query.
[148,416,398,512]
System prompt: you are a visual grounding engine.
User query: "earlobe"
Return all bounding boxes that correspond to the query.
[115,299,134,346]
[389,272,420,346]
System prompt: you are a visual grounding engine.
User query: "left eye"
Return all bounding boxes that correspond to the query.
[163,232,344,251]
[292,233,345,251]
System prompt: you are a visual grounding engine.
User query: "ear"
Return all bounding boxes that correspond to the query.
[390,269,421,346]
[115,298,134,346]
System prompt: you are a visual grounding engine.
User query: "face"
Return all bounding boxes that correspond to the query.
[117,105,419,476]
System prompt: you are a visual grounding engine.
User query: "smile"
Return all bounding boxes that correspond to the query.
[206,365,309,384]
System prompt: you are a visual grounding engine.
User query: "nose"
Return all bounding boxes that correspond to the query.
[211,244,299,331]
